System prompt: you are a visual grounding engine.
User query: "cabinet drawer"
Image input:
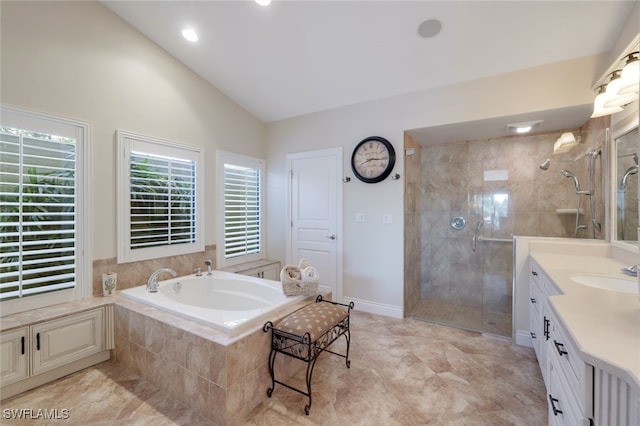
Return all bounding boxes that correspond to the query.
[548,355,590,426]
[548,309,592,414]
[31,308,105,375]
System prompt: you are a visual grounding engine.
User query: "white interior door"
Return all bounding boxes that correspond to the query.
[287,148,342,301]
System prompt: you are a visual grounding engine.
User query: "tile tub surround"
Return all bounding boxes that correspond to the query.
[92,244,217,297]
[1,311,548,425]
[113,294,324,425]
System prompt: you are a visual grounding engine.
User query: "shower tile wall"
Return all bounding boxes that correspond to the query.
[407,116,608,336]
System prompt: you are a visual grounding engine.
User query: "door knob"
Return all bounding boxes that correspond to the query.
[326,235,336,240]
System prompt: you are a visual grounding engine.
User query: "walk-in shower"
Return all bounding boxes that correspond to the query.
[405,124,606,339]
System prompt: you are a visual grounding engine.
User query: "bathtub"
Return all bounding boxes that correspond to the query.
[119,270,325,332]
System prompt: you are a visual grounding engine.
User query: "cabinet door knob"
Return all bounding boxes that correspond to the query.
[530,332,536,339]
[325,234,336,240]
[530,298,536,304]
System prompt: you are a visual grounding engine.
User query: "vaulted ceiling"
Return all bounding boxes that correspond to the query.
[104,1,635,124]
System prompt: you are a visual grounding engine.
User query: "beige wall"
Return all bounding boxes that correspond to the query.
[0,1,265,262]
[265,56,602,317]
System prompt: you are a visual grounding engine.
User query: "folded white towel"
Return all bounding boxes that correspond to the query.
[280,265,302,285]
[301,266,319,284]
[298,258,311,270]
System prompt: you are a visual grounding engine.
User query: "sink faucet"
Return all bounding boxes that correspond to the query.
[205,259,213,276]
[147,268,177,292]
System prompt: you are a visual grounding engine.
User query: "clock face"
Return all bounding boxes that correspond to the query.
[351,136,395,183]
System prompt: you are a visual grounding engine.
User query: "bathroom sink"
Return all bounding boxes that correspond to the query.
[570,274,637,294]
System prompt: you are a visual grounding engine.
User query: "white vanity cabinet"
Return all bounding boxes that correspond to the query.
[529,258,560,388]
[0,306,112,400]
[0,327,28,386]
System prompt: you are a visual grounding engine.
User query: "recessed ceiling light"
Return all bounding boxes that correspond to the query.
[506,120,543,134]
[182,28,198,42]
[418,19,442,38]
[255,0,271,6]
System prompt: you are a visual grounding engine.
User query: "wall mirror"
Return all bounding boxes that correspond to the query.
[615,126,639,242]
[611,101,639,248]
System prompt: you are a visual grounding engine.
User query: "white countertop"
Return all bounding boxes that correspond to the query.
[530,251,640,391]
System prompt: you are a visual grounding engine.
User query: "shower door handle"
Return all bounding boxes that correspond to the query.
[472,234,477,252]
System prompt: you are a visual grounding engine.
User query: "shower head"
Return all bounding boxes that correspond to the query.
[620,165,638,191]
[561,169,581,192]
[539,159,551,170]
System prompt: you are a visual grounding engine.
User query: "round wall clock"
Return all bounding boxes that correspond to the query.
[351,136,396,183]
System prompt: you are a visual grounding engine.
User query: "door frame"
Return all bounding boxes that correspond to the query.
[285,147,344,302]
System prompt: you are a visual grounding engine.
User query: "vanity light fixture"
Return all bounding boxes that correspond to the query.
[617,51,639,95]
[603,70,638,108]
[591,48,639,117]
[591,84,624,118]
[506,120,542,134]
[255,0,271,6]
[182,28,199,42]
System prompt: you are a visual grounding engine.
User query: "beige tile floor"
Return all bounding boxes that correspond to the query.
[410,299,512,337]
[1,311,547,425]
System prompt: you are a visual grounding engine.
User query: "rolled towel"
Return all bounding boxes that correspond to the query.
[280,265,302,285]
[298,258,311,270]
[301,266,320,285]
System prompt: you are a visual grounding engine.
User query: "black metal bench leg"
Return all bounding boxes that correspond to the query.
[344,329,351,368]
[304,355,320,415]
[266,345,277,397]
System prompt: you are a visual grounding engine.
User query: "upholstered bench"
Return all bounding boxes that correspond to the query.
[263,295,354,415]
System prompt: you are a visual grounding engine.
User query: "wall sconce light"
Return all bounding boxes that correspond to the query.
[553,132,580,154]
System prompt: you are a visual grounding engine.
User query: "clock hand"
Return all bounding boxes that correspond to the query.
[360,157,385,165]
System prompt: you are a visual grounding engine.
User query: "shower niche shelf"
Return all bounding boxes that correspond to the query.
[556,208,585,215]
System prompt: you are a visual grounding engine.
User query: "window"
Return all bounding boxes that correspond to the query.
[0,106,90,315]
[217,151,264,267]
[117,131,204,263]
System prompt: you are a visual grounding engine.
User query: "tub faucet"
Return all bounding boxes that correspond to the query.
[205,259,213,276]
[147,268,177,293]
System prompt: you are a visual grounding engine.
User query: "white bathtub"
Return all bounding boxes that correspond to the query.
[119,270,324,332]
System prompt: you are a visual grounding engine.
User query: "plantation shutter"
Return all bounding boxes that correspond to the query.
[0,128,77,300]
[129,151,196,250]
[223,163,261,259]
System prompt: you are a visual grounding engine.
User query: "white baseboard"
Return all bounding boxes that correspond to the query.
[342,297,403,319]
[515,329,533,348]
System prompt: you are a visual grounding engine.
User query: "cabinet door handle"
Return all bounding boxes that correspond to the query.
[530,332,536,339]
[531,271,538,277]
[548,394,563,416]
[530,298,536,304]
[21,336,25,355]
[553,340,568,357]
[36,332,40,351]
